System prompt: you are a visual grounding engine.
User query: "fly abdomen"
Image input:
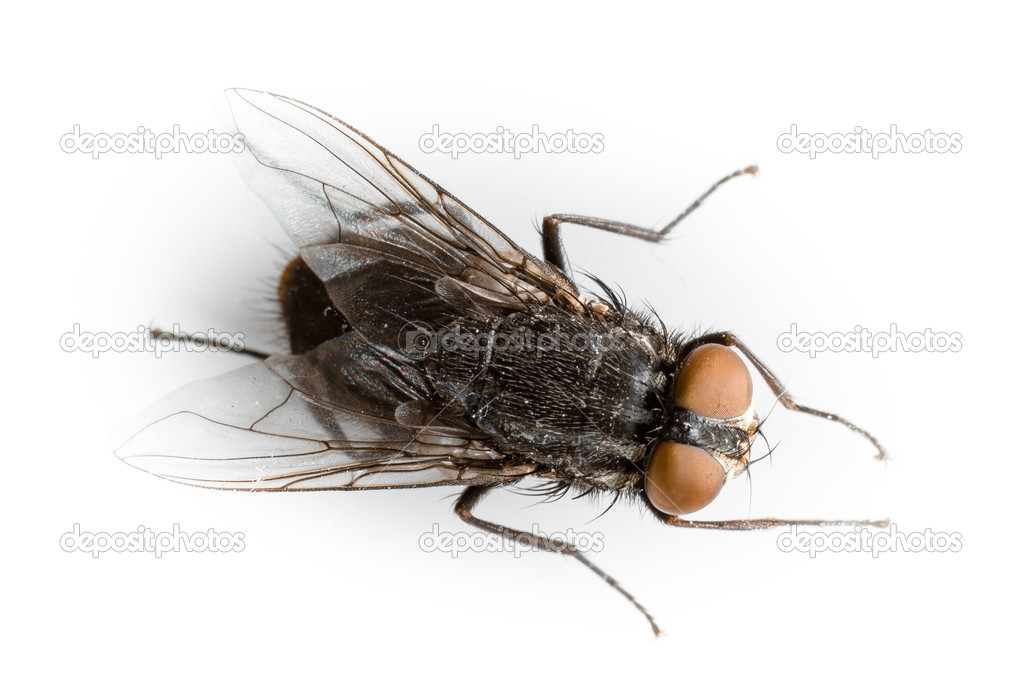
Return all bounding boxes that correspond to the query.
[278,256,353,354]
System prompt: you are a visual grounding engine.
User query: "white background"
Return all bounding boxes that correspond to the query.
[6,2,1020,680]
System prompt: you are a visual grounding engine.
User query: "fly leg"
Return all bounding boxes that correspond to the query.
[150,327,271,360]
[541,165,758,275]
[690,331,888,460]
[662,516,889,530]
[455,486,662,636]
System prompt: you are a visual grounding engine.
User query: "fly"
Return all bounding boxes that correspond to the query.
[114,89,888,636]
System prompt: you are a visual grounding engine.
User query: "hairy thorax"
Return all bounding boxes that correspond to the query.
[424,307,673,487]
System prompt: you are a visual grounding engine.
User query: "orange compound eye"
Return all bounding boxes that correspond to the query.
[644,442,726,516]
[673,343,753,419]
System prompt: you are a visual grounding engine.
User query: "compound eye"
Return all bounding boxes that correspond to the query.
[673,343,753,419]
[645,442,726,516]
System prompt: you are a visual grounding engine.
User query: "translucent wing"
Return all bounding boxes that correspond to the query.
[113,361,536,491]
[222,89,585,351]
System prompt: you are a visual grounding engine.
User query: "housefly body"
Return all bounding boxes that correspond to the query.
[114,90,887,635]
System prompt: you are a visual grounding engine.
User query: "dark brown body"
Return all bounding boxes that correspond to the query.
[279,256,676,492]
